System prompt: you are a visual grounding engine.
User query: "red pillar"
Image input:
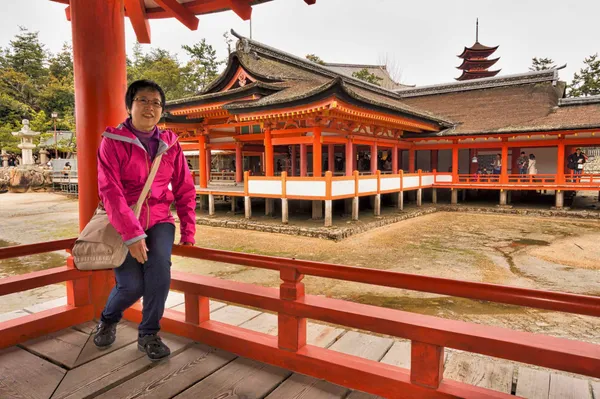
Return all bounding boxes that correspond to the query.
[451,145,459,180]
[328,144,335,172]
[409,148,416,173]
[312,127,322,177]
[291,145,297,176]
[235,143,243,183]
[564,145,573,175]
[399,150,403,172]
[370,142,378,174]
[392,143,399,174]
[71,0,127,317]
[345,139,353,176]
[501,142,509,183]
[431,150,438,172]
[557,140,565,183]
[511,147,520,174]
[198,135,207,188]
[265,128,273,176]
[300,144,307,177]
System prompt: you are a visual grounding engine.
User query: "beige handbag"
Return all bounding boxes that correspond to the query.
[73,153,164,270]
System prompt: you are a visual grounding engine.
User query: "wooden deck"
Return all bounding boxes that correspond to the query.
[1,293,597,399]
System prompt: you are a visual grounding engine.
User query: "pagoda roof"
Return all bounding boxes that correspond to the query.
[167,31,454,130]
[456,69,500,81]
[456,57,499,71]
[457,42,499,58]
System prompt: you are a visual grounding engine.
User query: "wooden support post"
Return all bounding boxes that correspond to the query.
[235,143,243,183]
[300,144,307,177]
[208,193,215,216]
[352,197,359,221]
[409,147,416,173]
[374,170,381,216]
[184,293,209,324]
[451,145,459,182]
[324,171,332,226]
[392,143,399,174]
[417,189,422,207]
[231,197,236,213]
[244,196,251,218]
[555,190,564,209]
[499,190,508,206]
[291,145,297,176]
[324,200,332,226]
[345,138,353,176]
[265,199,274,216]
[265,127,274,177]
[312,201,322,219]
[451,189,458,204]
[281,171,288,224]
[411,341,444,389]
[198,135,207,188]
[313,127,322,177]
[557,140,565,184]
[370,142,378,174]
[432,188,437,204]
[278,268,306,352]
[469,149,478,175]
[398,170,404,210]
[501,141,509,183]
[511,147,520,174]
[328,144,335,172]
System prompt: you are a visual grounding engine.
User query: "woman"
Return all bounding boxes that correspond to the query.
[527,154,537,175]
[93,80,197,361]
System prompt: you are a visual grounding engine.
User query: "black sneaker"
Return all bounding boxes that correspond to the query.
[93,321,117,348]
[138,334,171,361]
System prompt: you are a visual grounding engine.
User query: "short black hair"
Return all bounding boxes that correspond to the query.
[521,151,525,154]
[125,79,166,112]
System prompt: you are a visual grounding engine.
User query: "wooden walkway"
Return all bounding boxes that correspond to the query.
[1,292,597,399]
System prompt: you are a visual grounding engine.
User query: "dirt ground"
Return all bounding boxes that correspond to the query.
[1,192,599,344]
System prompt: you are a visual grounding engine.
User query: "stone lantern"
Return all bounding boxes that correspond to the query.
[12,119,40,165]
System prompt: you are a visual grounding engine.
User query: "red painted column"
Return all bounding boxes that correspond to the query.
[370,142,378,174]
[557,140,565,183]
[265,128,273,176]
[409,148,416,173]
[328,144,335,172]
[198,135,207,188]
[398,149,403,172]
[345,138,353,176]
[431,149,438,172]
[235,143,243,183]
[312,127,322,177]
[392,143,399,174]
[501,141,509,183]
[451,145,459,180]
[71,0,127,317]
[291,145,297,176]
[206,148,212,182]
[511,147,520,174]
[300,144,307,177]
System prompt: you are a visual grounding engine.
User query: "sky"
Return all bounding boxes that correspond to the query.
[1,0,599,86]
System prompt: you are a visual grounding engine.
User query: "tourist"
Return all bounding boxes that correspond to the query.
[492,154,502,174]
[527,154,537,175]
[567,148,587,175]
[62,162,71,177]
[92,79,197,361]
[517,151,528,175]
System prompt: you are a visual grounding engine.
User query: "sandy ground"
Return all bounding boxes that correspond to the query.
[1,192,599,344]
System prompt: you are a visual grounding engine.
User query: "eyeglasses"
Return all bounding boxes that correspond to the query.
[133,98,163,108]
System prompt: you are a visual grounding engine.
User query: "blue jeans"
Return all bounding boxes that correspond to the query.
[101,223,175,336]
[519,167,527,175]
[574,169,583,175]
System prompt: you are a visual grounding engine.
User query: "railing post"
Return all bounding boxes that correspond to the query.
[184,292,210,324]
[66,255,91,307]
[278,267,306,352]
[411,341,444,389]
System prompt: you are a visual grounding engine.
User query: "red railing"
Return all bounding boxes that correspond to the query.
[1,241,600,398]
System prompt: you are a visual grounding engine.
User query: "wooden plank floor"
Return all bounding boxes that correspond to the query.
[0,293,598,399]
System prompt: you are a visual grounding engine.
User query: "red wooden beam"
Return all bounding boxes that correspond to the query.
[0,266,91,296]
[65,5,71,21]
[124,0,151,44]
[304,0,317,4]
[154,0,200,30]
[228,0,252,20]
[0,238,75,260]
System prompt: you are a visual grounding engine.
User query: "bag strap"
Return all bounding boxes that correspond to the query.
[132,153,164,218]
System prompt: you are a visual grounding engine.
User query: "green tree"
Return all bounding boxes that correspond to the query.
[4,27,48,81]
[181,39,221,94]
[0,122,21,153]
[128,45,186,100]
[352,68,383,86]
[529,57,556,71]
[568,54,600,97]
[48,43,74,81]
[306,54,325,65]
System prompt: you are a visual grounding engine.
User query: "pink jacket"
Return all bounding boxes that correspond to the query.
[97,124,196,245]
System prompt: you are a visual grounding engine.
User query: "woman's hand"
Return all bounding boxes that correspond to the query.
[128,239,148,263]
